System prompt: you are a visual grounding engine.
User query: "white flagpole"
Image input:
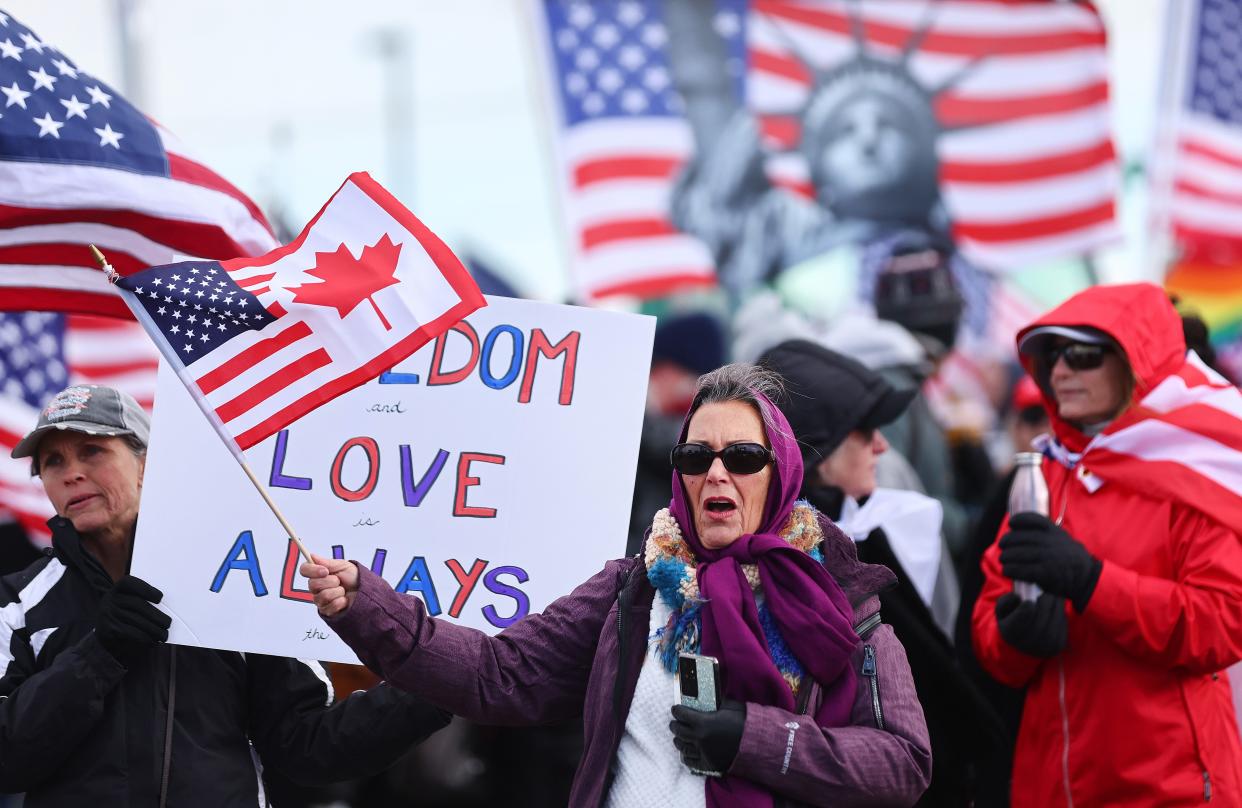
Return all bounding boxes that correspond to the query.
[89,245,314,564]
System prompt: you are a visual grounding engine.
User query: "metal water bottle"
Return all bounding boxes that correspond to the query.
[1008,452,1048,602]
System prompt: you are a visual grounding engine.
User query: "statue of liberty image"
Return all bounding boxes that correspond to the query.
[664,0,983,298]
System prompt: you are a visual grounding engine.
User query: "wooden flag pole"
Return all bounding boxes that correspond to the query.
[238,460,314,563]
[88,244,315,565]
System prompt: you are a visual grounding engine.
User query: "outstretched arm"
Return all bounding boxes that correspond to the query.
[303,555,625,726]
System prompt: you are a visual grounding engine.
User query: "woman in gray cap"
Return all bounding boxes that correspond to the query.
[1,384,448,807]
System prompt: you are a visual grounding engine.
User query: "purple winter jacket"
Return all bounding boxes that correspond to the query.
[326,517,932,807]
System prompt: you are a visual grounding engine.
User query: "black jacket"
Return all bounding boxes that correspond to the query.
[0,517,449,807]
[805,485,1010,807]
[952,469,1026,806]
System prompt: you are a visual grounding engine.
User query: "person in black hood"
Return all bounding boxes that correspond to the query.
[759,339,1012,807]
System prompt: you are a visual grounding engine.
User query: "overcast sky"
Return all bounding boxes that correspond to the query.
[4,0,1166,301]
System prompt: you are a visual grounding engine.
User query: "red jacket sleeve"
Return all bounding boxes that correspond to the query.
[1083,507,1242,674]
[970,517,1046,688]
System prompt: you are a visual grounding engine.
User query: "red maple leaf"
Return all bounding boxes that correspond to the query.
[289,234,404,330]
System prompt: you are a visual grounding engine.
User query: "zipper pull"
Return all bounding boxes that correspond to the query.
[862,644,877,677]
[1204,770,1212,802]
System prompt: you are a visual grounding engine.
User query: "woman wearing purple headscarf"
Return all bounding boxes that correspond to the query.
[303,364,931,807]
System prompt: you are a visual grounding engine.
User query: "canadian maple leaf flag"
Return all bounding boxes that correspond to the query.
[110,172,485,452]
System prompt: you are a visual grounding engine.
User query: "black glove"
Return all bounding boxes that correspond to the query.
[669,700,746,775]
[1000,512,1103,612]
[95,575,171,667]
[995,592,1068,658]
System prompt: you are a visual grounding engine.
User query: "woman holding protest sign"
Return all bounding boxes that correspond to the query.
[305,363,932,806]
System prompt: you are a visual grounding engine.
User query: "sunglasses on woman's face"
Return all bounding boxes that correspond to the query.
[1042,342,1111,372]
[670,442,774,475]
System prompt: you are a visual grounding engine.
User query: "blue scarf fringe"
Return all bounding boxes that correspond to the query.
[649,543,825,682]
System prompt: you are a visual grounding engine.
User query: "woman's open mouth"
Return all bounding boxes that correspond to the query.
[703,497,737,520]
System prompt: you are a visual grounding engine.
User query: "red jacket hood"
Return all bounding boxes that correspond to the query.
[1016,283,1185,448]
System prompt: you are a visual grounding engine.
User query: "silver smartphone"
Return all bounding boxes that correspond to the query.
[677,653,723,776]
[678,652,721,712]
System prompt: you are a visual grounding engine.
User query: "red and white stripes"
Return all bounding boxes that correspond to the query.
[561,118,717,300]
[1171,115,1242,260]
[1088,353,1242,534]
[0,123,277,318]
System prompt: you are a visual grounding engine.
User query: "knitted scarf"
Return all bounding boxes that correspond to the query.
[645,502,825,694]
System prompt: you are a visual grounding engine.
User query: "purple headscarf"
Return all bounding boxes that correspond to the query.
[669,392,859,808]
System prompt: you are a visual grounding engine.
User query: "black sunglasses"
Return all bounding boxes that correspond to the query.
[1041,342,1111,372]
[670,442,774,475]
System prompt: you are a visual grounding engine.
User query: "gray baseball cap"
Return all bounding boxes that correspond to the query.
[1017,325,1112,356]
[11,385,150,460]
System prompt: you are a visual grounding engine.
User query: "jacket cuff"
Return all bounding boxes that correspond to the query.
[727,702,796,782]
[1077,560,1132,626]
[1071,555,1104,613]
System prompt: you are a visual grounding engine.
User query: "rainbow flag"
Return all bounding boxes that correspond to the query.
[1166,261,1242,382]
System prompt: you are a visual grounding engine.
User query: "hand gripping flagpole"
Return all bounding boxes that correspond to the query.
[89,245,315,564]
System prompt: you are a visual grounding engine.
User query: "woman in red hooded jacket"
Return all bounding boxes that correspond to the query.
[973,282,1242,806]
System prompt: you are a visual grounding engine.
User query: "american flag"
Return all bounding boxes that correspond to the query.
[0,8,278,317]
[114,172,485,452]
[1163,0,1242,263]
[535,0,1119,301]
[0,313,157,542]
[537,0,725,301]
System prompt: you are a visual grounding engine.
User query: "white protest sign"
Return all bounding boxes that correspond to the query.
[131,296,654,662]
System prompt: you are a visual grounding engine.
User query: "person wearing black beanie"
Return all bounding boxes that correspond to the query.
[760,339,1012,807]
